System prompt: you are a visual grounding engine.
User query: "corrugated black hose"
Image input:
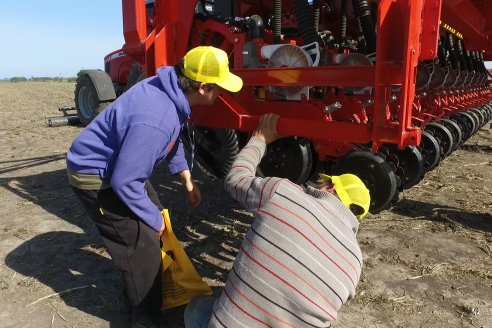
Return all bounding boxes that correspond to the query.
[455,38,472,72]
[438,35,448,68]
[340,0,348,45]
[352,0,376,54]
[444,33,460,69]
[274,0,281,43]
[292,0,322,45]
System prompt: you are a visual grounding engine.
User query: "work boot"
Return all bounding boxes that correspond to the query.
[131,307,162,328]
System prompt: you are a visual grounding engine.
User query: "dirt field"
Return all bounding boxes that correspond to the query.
[0,82,490,328]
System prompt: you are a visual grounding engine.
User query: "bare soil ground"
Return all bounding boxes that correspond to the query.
[0,82,491,328]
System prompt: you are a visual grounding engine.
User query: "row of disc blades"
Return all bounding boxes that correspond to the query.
[330,102,492,213]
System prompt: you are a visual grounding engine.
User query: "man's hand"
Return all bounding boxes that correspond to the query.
[253,113,281,144]
[157,215,165,237]
[180,170,202,208]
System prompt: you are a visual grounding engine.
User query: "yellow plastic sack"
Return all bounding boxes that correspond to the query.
[160,209,213,310]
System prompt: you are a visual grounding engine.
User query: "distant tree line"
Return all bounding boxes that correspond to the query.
[7,76,77,83]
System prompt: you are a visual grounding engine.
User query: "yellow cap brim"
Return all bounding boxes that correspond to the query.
[216,72,243,93]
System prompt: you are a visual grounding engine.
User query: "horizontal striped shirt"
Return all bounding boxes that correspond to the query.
[209,137,363,328]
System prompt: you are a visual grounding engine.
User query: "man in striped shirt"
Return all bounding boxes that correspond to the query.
[185,113,367,328]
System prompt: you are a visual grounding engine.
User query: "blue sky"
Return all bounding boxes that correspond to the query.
[0,1,490,78]
[0,0,124,78]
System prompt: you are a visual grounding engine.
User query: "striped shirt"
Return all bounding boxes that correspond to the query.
[209,137,363,328]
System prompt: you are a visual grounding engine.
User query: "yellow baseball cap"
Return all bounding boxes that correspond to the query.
[183,46,243,93]
[319,173,371,219]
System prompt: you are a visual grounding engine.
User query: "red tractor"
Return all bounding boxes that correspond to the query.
[75,0,492,213]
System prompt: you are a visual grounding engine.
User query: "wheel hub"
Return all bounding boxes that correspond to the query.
[258,137,313,184]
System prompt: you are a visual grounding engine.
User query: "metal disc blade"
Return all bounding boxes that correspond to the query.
[389,145,425,189]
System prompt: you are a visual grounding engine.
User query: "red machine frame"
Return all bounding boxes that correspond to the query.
[119,0,491,161]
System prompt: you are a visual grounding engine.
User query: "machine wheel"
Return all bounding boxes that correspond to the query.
[127,66,147,90]
[482,105,491,121]
[470,108,485,128]
[258,137,313,184]
[454,112,476,141]
[425,122,454,157]
[332,150,399,214]
[181,127,240,178]
[439,118,463,150]
[485,104,492,121]
[450,114,472,141]
[467,110,481,133]
[75,75,110,126]
[385,145,425,190]
[419,130,441,171]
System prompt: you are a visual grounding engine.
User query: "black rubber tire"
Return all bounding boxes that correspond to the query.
[127,68,147,90]
[466,110,481,133]
[75,75,110,126]
[332,150,399,214]
[425,122,454,157]
[439,118,463,150]
[450,113,472,142]
[419,130,441,171]
[470,108,485,128]
[454,112,476,141]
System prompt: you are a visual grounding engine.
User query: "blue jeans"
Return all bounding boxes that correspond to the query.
[184,295,218,328]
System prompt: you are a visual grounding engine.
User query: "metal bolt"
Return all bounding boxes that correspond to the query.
[387,95,398,104]
[323,101,342,114]
[361,99,374,108]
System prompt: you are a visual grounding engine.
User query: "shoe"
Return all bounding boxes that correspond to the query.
[132,309,161,328]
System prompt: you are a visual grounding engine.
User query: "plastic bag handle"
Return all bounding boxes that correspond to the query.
[161,209,172,233]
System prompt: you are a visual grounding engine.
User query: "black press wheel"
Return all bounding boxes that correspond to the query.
[450,113,472,142]
[470,108,485,128]
[439,118,463,150]
[332,150,399,214]
[75,75,110,126]
[419,130,441,171]
[425,122,454,157]
[453,112,475,141]
[258,137,313,185]
[467,110,481,133]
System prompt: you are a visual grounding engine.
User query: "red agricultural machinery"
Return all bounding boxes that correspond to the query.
[75,0,492,213]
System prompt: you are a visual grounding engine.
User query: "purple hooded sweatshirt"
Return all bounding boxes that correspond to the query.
[66,66,190,231]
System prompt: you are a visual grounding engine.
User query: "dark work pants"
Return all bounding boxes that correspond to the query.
[71,181,163,315]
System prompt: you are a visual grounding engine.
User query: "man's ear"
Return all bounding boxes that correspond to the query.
[197,83,208,95]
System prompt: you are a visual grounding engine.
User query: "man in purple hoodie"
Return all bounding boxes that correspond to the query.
[66,46,242,327]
